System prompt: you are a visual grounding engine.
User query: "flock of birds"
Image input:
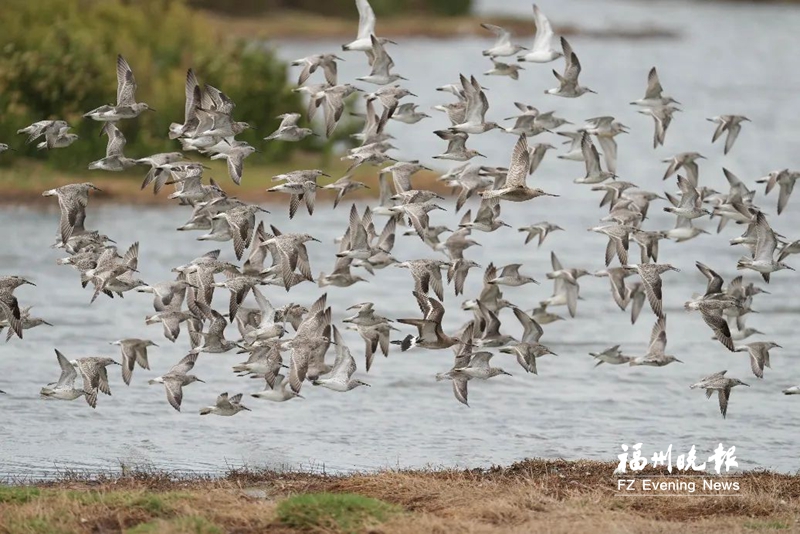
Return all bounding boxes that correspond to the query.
[1,0,800,420]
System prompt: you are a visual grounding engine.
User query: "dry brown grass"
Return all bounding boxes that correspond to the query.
[1,459,799,533]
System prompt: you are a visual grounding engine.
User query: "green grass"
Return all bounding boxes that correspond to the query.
[0,486,41,504]
[276,492,401,533]
[744,519,792,530]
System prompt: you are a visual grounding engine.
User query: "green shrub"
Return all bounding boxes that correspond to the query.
[188,0,473,18]
[0,486,41,504]
[276,492,400,533]
[0,0,306,170]
[367,0,473,17]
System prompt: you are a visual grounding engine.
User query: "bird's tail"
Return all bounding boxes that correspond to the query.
[168,123,183,140]
[199,408,212,415]
[390,335,415,352]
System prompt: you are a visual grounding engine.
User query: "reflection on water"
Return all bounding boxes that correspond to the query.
[3,0,800,476]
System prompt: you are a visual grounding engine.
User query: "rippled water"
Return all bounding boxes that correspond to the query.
[3,0,800,477]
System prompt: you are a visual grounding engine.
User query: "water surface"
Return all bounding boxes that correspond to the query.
[2,0,800,477]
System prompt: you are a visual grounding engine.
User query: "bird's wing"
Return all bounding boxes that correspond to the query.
[481,23,512,48]
[216,392,233,409]
[630,285,645,324]
[754,212,778,262]
[778,179,795,215]
[724,123,741,155]
[55,349,77,387]
[169,353,198,375]
[102,122,126,157]
[718,388,730,418]
[505,134,530,188]
[647,316,667,354]
[701,309,734,351]
[643,66,663,100]
[164,378,184,412]
[532,4,556,50]
[581,133,601,176]
[749,347,765,379]
[452,375,469,406]
[356,0,377,40]
[563,52,581,83]
[639,267,665,318]
[696,261,723,296]
[116,55,137,106]
[470,351,494,368]
[513,306,543,343]
[184,69,200,122]
[596,136,618,175]
[565,282,579,318]
[121,345,135,386]
[710,117,727,143]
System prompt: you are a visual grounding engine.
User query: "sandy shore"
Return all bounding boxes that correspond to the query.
[1,459,797,533]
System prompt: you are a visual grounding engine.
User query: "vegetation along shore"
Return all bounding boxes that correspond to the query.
[1,459,799,533]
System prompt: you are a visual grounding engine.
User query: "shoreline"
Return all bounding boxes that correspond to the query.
[1,459,798,533]
[0,157,452,206]
[204,10,679,42]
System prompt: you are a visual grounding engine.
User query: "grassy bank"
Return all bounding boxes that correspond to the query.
[204,10,678,41]
[1,459,799,533]
[0,154,451,206]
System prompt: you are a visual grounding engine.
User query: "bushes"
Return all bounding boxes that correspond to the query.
[188,0,473,18]
[0,0,305,170]
[366,0,473,17]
